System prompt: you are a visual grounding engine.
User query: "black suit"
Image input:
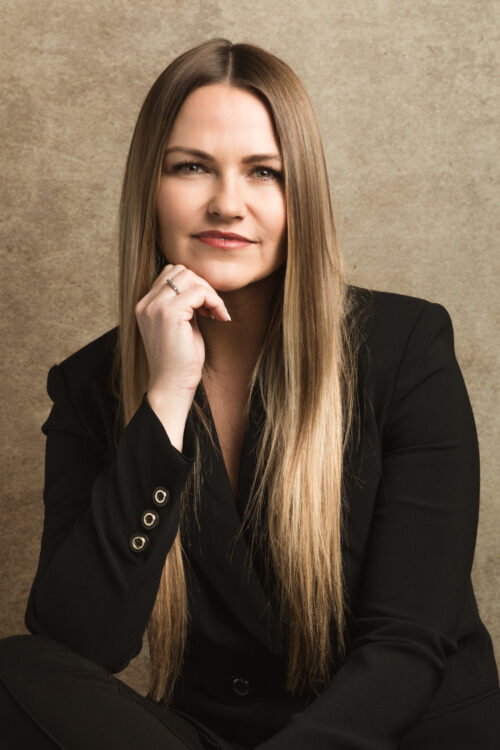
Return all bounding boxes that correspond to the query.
[22,287,500,748]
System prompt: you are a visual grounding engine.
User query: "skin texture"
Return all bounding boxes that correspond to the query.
[157,83,286,293]
[156,83,287,376]
[137,84,288,451]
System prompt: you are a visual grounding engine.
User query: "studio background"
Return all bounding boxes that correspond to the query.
[1,0,498,695]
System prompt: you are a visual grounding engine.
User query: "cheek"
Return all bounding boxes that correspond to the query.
[254,187,285,236]
[266,192,286,239]
[157,189,180,236]
[157,183,198,236]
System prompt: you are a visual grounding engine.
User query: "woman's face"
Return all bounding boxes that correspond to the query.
[156,83,286,293]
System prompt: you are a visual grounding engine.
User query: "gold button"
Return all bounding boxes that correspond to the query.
[129,534,149,553]
[141,510,159,529]
[232,677,249,696]
[152,487,170,506]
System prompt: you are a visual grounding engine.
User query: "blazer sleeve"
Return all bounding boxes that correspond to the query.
[24,362,195,673]
[256,302,480,750]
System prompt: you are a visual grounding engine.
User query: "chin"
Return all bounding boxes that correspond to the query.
[190,261,256,293]
[213,267,285,295]
[206,275,255,294]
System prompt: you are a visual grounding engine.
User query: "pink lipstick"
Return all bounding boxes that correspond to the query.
[193,230,256,248]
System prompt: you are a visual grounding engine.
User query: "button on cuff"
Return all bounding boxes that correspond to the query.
[129,534,149,553]
[152,487,170,506]
[141,510,159,530]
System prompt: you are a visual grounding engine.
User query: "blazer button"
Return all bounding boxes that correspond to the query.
[232,677,250,696]
[141,510,159,529]
[129,534,149,553]
[152,487,170,507]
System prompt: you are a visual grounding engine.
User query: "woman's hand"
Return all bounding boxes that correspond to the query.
[135,263,231,399]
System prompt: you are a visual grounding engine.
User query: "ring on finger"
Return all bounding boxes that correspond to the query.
[166,278,182,295]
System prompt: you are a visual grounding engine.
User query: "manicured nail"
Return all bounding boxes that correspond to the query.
[225,309,231,321]
[209,313,216,320]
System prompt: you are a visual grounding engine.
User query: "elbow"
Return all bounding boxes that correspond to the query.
[24,591,140,675]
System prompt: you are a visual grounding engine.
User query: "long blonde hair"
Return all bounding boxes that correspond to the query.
[114,38,366,703]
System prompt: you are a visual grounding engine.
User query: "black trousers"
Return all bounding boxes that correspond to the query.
[0,634,246,750]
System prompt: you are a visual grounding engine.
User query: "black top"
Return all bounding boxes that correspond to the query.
[25,287,500,749]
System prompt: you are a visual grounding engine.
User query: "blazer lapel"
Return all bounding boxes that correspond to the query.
[185,383,285,657]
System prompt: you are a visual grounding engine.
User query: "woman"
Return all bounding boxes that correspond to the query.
[0,38,499,750]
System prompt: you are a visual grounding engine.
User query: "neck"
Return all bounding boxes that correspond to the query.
[198,268,283,381]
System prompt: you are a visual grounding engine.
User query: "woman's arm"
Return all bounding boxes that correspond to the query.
[257,302,480,749]
[25,360,195,673]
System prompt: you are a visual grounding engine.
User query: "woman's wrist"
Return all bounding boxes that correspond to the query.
[146,388,195,452]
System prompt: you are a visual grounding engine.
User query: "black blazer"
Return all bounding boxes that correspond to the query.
[25,287,500,749]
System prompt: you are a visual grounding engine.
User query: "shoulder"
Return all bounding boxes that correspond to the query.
[55,326,119,391]
[43,326,120,453]
[348,284,454,359]
[349,284,452,334]
[347,285,456,415]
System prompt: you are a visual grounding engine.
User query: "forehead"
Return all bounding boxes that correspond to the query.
[167,84,279,152]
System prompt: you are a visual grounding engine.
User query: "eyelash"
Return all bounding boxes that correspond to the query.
[170,160,282,182]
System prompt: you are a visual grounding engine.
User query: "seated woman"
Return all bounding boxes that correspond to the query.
[0,38,499,750]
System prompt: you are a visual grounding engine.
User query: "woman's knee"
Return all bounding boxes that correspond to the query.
[0,635,97,749]
[0,635,51,678]
[0,633,95,691]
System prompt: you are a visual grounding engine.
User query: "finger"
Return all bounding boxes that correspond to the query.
[165,282,231,322]
[136,264,177,312]
[157,263,183,286]
[142,265,188,306]
[156,267,215,301]
[140,265,229,320]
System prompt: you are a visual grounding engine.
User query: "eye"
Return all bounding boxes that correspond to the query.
[251,166,283,182]
[171,160,208,174]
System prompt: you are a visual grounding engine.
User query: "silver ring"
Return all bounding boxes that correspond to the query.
[166,278,181,295]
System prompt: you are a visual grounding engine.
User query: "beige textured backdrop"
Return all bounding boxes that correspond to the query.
[1,1,498,695]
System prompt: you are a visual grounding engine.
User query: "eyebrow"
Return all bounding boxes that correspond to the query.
[164,146,282,164]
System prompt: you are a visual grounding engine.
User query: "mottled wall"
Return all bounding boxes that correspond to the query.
[1,0,498,694]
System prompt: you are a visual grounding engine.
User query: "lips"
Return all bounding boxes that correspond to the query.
[193,230,257,249]
[194,230,255,242]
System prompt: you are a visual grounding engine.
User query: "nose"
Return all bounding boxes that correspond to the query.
[207,173,246,220]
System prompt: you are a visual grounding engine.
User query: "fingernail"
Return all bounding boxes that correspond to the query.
[209,313,216,320]
[225,309,231,321]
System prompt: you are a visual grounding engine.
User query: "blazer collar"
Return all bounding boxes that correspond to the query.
[184,382,285,657]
